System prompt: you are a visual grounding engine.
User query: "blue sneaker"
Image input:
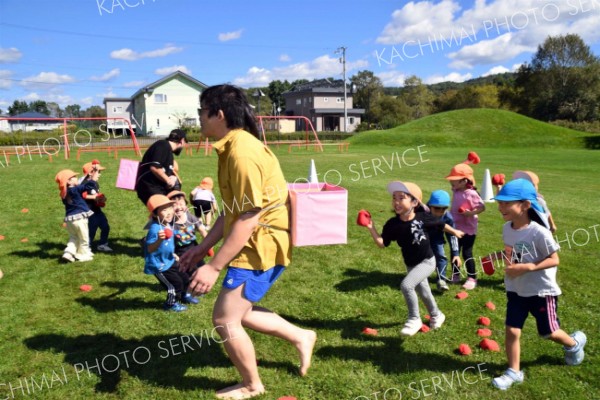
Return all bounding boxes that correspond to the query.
[163,302,188,312]
[183,293,200,304]
[492,368,524,390]
[564,331,587,366]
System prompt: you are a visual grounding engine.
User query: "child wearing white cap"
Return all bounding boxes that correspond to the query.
[362,181,464,336]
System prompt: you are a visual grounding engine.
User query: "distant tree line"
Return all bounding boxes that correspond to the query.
[4,100,106,119]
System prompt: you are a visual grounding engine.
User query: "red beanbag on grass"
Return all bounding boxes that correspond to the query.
[480,338,500,352]
[477,328,492,337]
[458,343,472,355]
[456,291,469,300]
[362,327,378,336]
[485,301,496,311]
[478,316,491,326]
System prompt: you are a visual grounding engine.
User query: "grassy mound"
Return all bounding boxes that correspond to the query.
[349,109,588,148]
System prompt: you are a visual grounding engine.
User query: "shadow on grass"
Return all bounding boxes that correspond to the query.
[9,240,64,260]
[24,332,233,394]
[8,236,144,260]
[582,135,600,149]
[334,268,403,292]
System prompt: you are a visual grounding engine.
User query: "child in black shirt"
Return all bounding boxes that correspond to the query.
[363,181,464,336]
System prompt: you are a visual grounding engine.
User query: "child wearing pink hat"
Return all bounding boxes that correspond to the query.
[445,163,486,290]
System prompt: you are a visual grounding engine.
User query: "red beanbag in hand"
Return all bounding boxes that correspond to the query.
[492,173,506,186]
[207,248,215,257]
[477,328,492,337]
[480,338,500,352]
[357,209,372,227]
[458,343,472,355]
[458,202,470,214]
[481,256,495,275]
[163,228,173,239]
[478,316,491,326]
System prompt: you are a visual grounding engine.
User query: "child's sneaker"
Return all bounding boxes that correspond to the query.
[492,368,524,390]
[400,318,422,336]
[564,331,587,366]
[97,243,113,252]
[164,302,188,312]
[61,252,75,263]
[462,277,477,290]
[430,312,446,329]
[451,272,461,284]
[437,279,449,291]
[182,293,200,304]
[76,254,94,262]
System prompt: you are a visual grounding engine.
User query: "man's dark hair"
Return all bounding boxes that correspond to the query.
[168,129,187,143]
[200,85,259,138]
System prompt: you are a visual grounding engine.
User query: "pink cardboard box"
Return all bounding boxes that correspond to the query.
[115,158,139,190]
[287,182,347,246]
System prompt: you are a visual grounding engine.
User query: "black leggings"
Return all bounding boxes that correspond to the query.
[454,234,477,279]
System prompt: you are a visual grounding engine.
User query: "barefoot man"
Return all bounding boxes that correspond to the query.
[180,84,316,399]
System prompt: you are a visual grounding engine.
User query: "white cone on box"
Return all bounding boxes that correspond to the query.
[308,159,318,183]
[481,168,494,203]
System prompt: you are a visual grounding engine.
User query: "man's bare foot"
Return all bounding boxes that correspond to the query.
[216,382,265,399]
[297,329,317,376]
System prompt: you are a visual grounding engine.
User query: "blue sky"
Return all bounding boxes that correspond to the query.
[1,0,599,109]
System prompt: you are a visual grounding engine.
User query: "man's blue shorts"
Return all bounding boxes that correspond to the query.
[223,265,285,302]
[505,291,561,337]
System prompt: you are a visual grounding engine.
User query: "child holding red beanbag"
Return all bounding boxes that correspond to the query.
[81,160,112,252]
[145,195,197,312]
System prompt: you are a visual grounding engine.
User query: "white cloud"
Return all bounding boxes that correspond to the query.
[218,29,243,42]
[233,55,369,87]
[20,72,76,90]
[0,47,22,63]
[100,88,117,98]
[376,0,600,69]
[0,70,14,89]
[90,68,120,82]
[279,54,291,62]
[424,72,472,85]
[155,65,191,76]
[123,80,145,88]
[376,70,407,87]
[21,93,40,101]
[482,65,510,76]
[80,97,94,106]
[110,45,182,61]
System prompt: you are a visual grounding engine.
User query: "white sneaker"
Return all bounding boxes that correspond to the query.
[564,331,587,366]
[400,318,422,336]
[437,279,449,291]
[61,253,75,263]
[462,278,477,290]
[97,244,113,252]
[430,312,446,329]
[76,254,94,262]
[492,368,524,390]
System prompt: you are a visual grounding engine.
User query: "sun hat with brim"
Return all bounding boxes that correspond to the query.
[55,169,78,199]
[445,163,475,186]
[494,179,550,229]
[513,170,539,189]
[82,162,106,175]
[200,177,213,190]
[147,194,175,214]
[387,181,430,212]
[167,190,187,203]
[427,190,451,207]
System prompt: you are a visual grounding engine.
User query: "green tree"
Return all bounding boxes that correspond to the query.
[370,95,411,129]
[84,105,106,118]
[28,100,49,115]
[8,100,29,116]
[515,34,600,121]
[401,75,435,119]
[47,102,64,118]
[64,104,81,118]
[350,70,384,123]
[266,80,292,113]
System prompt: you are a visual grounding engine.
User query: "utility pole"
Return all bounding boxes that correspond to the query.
[336,46,347,132]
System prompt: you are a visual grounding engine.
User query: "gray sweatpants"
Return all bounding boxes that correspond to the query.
[400,256,440,320]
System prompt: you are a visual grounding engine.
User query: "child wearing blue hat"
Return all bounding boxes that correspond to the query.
[426,190,461,291]
[492,179,586,390]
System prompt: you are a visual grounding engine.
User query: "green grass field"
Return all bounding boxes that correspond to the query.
[0,110,599,399]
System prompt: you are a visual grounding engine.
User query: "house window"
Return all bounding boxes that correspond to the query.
[157,119,160,127]
[323,97,329,102]
[154,94,167,103]
[336,98,343,103]
[112,106,123,113]
[309,97,312,103]
[349,117,355,124]
[183,118,197,127]
[296,99,301,105]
